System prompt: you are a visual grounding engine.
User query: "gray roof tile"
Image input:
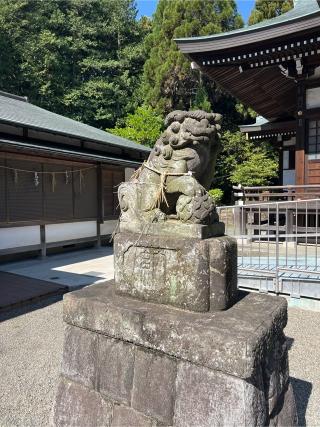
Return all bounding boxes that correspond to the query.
[0,93,150,153]
[175,0,320,43]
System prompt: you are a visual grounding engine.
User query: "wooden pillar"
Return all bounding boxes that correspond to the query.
[96,163,103,247]
[295,80,306,187]
[40,224,46,257]
[278,147,283,185]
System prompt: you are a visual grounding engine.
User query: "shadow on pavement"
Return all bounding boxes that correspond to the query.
[290,376,312,426]
[0,294,65,322]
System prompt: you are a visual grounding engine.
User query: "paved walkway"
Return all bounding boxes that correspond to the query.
[0,246,114,289]
[0,272,66,310]
[0,294,319,426]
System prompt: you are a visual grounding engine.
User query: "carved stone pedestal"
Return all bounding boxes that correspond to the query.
[114,232,237,312]
[53,282,297,427]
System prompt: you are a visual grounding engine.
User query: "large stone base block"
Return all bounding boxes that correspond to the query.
[53,283,298,427]
[114,232,237,312]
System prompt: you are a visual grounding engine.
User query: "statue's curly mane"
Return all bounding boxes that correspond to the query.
[156,110,221,150]
[164,110,220,126]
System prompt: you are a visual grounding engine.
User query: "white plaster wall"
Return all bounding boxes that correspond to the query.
[0,226,40,250]
[101,220,118,235]
[125,167,135,181]
[45,221,97,243]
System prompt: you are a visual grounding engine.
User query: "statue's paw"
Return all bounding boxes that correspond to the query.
[176,192,216,224]
[151,208,167,222]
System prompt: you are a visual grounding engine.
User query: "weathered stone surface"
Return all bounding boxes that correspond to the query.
[174,362,266,427]
[114,233,209,312]
[132,349,177,424]
[63,282,287,379]
[114,233,237,312]
[97,335,135,405]
[208,235,238,311]
[61,325,97,389]
[53,377,113,427]
[119,220,225,239]
[111,406,155,427]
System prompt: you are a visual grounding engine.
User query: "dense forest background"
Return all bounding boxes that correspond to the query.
[0,0,293,200]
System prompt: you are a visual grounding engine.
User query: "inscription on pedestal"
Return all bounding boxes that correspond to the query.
[114,233,237,312]
[122,246,177,292]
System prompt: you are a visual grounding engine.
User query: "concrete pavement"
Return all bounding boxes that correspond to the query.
[0,246,114,289]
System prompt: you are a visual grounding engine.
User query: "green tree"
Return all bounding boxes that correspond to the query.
[248,0,293,25]
[213,131,278,198]
[191,85,212,112]
[140,0,243,115]
[0,0,149,128]
[230,152,278,186]
[108,106,164,147]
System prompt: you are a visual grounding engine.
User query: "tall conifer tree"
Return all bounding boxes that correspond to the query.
[248,0,293,25]
[140,0,243,114]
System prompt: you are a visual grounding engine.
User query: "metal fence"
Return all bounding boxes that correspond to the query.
[217,199,320,299]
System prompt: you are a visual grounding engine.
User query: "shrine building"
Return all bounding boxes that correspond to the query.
[0,91,149,258]
[176,0,320,188]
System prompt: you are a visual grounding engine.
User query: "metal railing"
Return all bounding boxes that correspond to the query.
[233,184,320,204]
[217,198,320,299]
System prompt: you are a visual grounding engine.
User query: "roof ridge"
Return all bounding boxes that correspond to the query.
[0,91,28,102]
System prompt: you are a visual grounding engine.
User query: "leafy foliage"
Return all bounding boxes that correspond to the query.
[230,152,279,186]
[107,106,163,147]
[208,188,224,205]
[140,0,243,115]
[248,0,293,25]
[213,131,279,199]
[0,0,149,128]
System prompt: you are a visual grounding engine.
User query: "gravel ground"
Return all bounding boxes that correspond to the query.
[285,307,320,426]
[0,297,64,427]
[0,297,319,426]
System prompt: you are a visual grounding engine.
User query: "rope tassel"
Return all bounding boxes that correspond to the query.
[79,170,83,193]
[52,172,56,192]
[151,172,169,209]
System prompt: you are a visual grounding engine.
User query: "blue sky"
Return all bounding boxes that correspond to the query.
[136,0,255,23]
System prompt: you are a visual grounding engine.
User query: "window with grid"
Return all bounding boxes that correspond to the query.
[308,120,320,154]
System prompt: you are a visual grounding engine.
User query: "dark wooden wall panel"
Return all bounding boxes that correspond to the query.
[103,170,113,217]
[0,159,6,222]
[103,168,124,218]
[7,160,43,221]
[74,167,97,219]
[43,164,73,220]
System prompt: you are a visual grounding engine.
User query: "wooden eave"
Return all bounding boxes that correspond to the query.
[176,15,320,54]
[0,136,143,168]
[202,65,297,121]
[176,10,320,120]
[240,120,296,134]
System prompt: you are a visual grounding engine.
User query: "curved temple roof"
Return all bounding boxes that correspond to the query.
[0,91,150,154]
[175,0,320,121]
[176,0,320,53]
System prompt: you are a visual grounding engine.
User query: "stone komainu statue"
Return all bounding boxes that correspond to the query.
[118,110,222,225]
